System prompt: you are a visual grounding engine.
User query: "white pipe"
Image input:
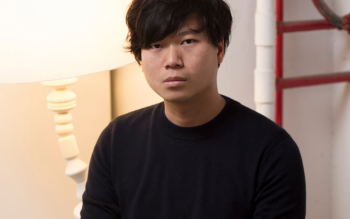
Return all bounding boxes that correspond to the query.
[254,0,276,121]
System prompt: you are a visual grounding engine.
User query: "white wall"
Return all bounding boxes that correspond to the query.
[0,71,111,219]
[281,1,333,218]
[331,0,350,218]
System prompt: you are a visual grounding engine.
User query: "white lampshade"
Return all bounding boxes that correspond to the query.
[0,0,134,84]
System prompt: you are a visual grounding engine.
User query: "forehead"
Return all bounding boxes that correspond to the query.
[180,14,201,30]
[169,15,206,38]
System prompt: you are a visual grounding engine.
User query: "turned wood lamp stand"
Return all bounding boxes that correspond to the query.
[42,78,86,218]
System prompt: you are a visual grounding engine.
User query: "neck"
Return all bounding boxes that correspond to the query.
[164,90,226,128]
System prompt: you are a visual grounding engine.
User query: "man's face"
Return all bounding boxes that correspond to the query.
[141,15,225,103]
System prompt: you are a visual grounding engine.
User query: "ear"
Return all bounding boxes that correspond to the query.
[217,39,225,64]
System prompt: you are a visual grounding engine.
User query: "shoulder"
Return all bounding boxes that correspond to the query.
[93,102,162,154]
[109,102,162,131]
[224,97,291,152]
[239,103,287,135]
[226,97,287,135]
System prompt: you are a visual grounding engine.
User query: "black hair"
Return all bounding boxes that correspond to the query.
[125,0,233,67]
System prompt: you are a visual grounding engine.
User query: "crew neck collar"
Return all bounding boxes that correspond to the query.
[157,95,240,140]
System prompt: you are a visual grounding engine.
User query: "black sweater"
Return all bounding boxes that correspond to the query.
[81,96,306,219]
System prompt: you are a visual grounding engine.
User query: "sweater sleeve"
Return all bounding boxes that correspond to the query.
[80,124,121,219]
[253,135,306,219]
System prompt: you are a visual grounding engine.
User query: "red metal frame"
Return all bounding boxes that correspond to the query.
[276,0,283,127]
[277,72,350,91]
[275,0,350,127]
[277,20,336,34]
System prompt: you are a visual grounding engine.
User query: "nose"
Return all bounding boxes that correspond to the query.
[164,45,183,69]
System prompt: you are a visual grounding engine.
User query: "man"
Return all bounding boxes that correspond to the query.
[81,0,306,218]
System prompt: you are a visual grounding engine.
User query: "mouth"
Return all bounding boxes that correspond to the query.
[163,76,187,87]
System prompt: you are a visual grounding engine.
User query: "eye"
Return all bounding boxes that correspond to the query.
[150,44,162,49]
[182,39,195,45]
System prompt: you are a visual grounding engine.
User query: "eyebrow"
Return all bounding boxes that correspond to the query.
[174,29,199,37]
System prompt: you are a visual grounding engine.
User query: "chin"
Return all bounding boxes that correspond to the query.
[161,93,192,103]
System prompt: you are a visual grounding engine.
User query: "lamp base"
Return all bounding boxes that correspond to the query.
[42,77,86,219]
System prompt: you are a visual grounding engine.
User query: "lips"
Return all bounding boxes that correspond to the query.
[163,76,187,87]
[163,76,186,83]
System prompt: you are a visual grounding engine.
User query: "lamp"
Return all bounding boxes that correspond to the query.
[0,0,133,218]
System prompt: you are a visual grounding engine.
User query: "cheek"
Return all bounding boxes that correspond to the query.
[141,54,161,92]
[142,63,155,86]
[189,47,217,77]
[141,51,161,74]
[141,52,155,78]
